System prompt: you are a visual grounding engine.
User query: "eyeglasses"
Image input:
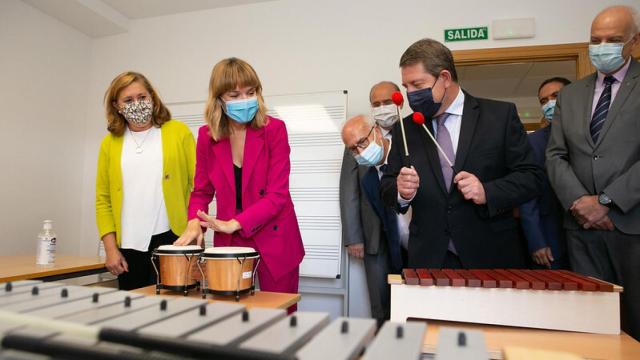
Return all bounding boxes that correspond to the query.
[348,126,375,155]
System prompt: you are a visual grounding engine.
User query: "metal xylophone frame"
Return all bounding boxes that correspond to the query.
[389,268,622,335]
[0,280,428,360]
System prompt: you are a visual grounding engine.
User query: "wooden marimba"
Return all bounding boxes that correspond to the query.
[389,269,622,335]
[0,280,429,360]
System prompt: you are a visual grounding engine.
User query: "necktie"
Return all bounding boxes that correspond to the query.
[436,113,456,191]
[435,113,458,255]
[590,75,616,142]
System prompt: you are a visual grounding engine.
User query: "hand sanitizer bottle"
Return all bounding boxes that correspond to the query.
[36,220,56,265]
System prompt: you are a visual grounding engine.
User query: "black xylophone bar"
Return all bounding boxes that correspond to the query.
[1,329,298,360]
[98,327,297,360]
[1,333,154,360]
[1,325,297,360]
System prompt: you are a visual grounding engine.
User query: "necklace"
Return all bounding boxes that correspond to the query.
[128,127,152,154]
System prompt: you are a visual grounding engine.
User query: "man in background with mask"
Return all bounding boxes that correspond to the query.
[546,5,640,340]
[370,81,412,254]
[519,77,571,269]
[340,99,406,325]
[381,38,544,270]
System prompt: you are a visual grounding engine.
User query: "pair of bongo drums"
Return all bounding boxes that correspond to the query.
[151,245,260,301]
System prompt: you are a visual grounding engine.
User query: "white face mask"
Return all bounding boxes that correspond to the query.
[372,104,400,129]
[589,42,626,74]
[354,127,384,167]
[541,99,557,121]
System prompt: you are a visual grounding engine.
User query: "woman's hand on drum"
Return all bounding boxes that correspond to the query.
[105,248,128,276]
[174,218,204,246]
[197,210,241,234]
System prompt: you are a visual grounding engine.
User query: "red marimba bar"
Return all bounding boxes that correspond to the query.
[401,269,614,293]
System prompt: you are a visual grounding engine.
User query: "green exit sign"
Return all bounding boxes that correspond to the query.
[444,26,488,42]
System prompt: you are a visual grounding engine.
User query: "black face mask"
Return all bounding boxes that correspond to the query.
[407,76,445,119]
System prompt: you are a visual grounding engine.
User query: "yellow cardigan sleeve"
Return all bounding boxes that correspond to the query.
[95,136,116,240]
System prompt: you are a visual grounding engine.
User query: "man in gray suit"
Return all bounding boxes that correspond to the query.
[340,83,409,324]
[546,5,640,340]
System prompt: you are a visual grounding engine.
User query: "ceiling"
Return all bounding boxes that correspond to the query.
[22,0,276,37]
[458,60,576,122]
[102,0,276,19]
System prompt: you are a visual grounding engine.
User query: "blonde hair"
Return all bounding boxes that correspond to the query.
[103,71,171,136]
[204,58,268,140]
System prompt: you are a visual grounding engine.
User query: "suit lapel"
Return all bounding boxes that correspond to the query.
[583,74,597,148]
[212,138,235,190]
[361,167,384,219]
[454,92,479,178]
[595,59,640,148]
[242,126,265,192]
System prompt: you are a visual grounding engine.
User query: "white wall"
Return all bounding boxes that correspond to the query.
[68,0,636,316]
[0,0,91,256]
[79,0,638,254]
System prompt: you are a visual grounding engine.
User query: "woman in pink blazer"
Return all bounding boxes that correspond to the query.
[176,58,304,303]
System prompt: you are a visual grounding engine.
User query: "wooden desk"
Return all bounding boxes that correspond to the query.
[132,285,300,310]
[421,319,640,360]
[0,255,106,283]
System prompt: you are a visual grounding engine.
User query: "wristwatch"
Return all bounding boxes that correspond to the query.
[598,192,613,207]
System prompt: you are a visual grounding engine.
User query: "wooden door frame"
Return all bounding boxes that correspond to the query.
[451,42,595,79]
[451,43,596,130]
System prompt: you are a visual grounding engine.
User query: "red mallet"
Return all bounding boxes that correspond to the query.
[391,91,404,106]
[412,112,454,168]
[412,111,425,125]
[391,91,409,157]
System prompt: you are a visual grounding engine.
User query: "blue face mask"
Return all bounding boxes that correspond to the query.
[407,76,444,119]
[541,99,557,121]
[589,42,628,74]
[224,97,258,124]
[354,128,384,167]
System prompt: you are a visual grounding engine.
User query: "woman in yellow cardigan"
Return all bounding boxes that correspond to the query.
[96,71,195,290]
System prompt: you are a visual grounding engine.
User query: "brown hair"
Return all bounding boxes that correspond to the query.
[103,71,171,136]
[399,38,459,81]
[204,58,268,140]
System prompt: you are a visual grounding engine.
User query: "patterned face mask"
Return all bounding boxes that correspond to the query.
[120,99,153,126]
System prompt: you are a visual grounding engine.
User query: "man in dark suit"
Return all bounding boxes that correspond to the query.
[546,5,640,340]
[381,38,544,269]
[340,112,405,325]
[519,77,571,269]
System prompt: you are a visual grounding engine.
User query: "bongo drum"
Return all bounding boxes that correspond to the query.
[201,246,260,301]
[151,245,203,295]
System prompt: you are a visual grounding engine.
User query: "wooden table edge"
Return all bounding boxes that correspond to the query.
[275,293,301,309]
[0,262,106,283]
[130,285,301,310]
